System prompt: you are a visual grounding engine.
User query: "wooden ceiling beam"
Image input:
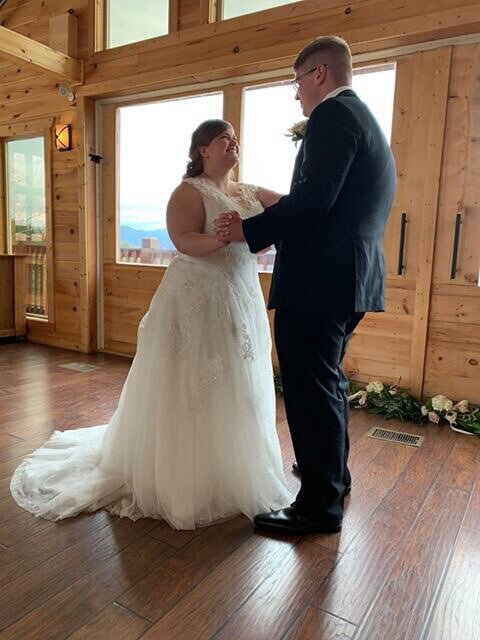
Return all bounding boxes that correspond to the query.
[0,24,83,85]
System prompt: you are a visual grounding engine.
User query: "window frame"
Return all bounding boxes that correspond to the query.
[218,0,302,21]
[96,0,177,52]
[0,122,55,324]
[100,61,396,272]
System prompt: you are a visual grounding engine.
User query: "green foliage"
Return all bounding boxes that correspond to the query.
[348,382,479,435]
[456,407,480,436]
[274,370,479,436]
[362,386,424,423]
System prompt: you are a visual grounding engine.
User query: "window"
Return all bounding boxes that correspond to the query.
[5,136,49,318]
[107,0,168,49]
[352,64,396,142]
[222,0,298,20]
[117,92,223,266]
[241,82,304,271]
[241,65,396,271]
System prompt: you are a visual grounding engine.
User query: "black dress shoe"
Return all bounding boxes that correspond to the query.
[291,462,352,496]
[253,506,341,535]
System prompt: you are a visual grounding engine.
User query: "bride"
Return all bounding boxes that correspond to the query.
[10,119,292,530]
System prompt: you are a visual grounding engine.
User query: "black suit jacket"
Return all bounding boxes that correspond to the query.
[243,89,397,313]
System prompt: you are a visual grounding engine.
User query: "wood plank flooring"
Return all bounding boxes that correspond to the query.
[0,342,479,640]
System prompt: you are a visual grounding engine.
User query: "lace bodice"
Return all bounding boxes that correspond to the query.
[172,176,263,272]
[182,176,263,234]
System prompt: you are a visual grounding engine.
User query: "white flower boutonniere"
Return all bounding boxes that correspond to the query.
[286,119,308,146]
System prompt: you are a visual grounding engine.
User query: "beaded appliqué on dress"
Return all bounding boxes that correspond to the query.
[240,324,255,362]
[159,176,265,367]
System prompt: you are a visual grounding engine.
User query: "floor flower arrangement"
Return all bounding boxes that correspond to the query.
[273,371,479,436]
[348,381,480,436]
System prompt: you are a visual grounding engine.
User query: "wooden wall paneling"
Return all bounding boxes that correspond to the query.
[0,0,86,32]
[0,0,88,356]
[101,103,117,267]
[87,0,105,55]
[424,306,480,400]
[0,1,90,61]
[199,0,218,25]
[169,0,180,33]
[213,0,222,21]
[43,121,55,323]
[423,44,480,403]
[49,12,79,58]
[0,24,83,85]
[344,49,452,393]
[178,0,208,31]
[408,46,452,397]
[0,140,6,253]
[432,44,480,287]
[0,257,15,336]
[0,94,77,124]
[0,72,61,107]
[0,256,26,337]
[26,110,82,348]
[78,96,97,352]
[0,117,55,138]
[86,0,480,67]
[79,0,480,98]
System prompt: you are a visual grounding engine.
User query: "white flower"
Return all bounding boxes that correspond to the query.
[453,399,469,413]
[366,381,384,394]
[431,395,451,412]
[428,411,440,424]
[348,390,368,406]
[444,411,458,426]
[388,387,397,396]
[287,119,308,143]
[443,399,453,412]
[421,405,428,416]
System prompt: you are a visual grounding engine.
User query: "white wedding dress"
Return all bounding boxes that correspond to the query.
[10,176,292,529]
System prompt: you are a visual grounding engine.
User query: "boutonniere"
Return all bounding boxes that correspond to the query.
[286,119,308,146]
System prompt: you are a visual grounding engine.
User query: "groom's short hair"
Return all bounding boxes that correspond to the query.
[294,36,352,84]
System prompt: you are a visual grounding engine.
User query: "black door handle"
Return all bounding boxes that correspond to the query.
[450,213,462,280]
[397,212,407,275]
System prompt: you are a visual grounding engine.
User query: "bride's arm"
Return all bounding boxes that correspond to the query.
[256,187,284,209]
[253,187,284,253]
[167,183,229,257]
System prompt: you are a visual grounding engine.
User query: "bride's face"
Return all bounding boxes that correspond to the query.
[201,127,239,168]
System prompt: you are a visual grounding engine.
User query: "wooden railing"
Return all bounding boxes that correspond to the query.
[119,246,276,272]
[119,247,177,265]
[13,243,47,317]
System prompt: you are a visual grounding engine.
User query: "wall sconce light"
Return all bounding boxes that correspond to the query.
[54,123,72,151]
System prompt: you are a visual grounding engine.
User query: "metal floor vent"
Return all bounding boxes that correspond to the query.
[366,427,424,448]
[59,362,99,373]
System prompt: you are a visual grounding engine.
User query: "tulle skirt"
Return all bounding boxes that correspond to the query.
[10,255,292,529]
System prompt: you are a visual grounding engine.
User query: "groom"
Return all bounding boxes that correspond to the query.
[216,35,396,534]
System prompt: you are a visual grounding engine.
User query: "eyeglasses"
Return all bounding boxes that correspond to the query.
[291,63,328,93]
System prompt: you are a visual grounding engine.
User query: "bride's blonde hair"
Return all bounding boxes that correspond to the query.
[185,119,231,178]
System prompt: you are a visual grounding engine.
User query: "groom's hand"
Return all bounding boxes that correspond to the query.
[215,210,245,242]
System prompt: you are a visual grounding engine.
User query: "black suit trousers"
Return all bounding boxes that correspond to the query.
[274,309,365,524]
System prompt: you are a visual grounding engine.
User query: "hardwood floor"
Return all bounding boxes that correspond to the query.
[0,342,479,640]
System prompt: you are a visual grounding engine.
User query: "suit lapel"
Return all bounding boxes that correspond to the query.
[290,141,305,192]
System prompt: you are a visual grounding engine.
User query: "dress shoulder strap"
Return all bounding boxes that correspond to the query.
[182,176,212,197]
